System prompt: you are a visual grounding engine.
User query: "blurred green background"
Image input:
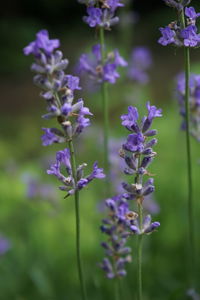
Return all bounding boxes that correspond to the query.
[0,0,200,299]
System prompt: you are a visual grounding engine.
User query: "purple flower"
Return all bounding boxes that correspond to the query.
[0,236,11,255]
[176,73,200,141]
[24,30,92,139]
[114,50,128,67]
[123,133,144,153]
[158,5,200,48]
[143,215,160,234]
[103,63,119,83]
[77,44,127,84]
[180,25,200,47]
[81,0,123,29]
[23,29,60,56]
[121,106,139,131]
[146,102,162,120]
[66,75,81,91]
[47,148,105,196]
[128,47,152,84]
[158,27,176,46]
[83,7,102,27]
[41,128,63,146]
[87,162,106,181]
[75,105,93,134]
[101,103,161,279]
[100,195,132,278]
[185,7,200,21]
[106,0,124,12]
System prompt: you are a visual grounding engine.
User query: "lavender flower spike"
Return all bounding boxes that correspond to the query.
[176,73,200,142]
[24,29,105,300]
[100,102,162,279]
[100,195,132,279]
[158,5,200,48]
[81,0,124,30]
[78,44,127,85]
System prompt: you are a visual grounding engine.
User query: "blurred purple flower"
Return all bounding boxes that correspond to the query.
[176,73,200,141]
[100,195,132,278]
[78,44,127,84]
[128,47,153,84]
[0,236,11,255]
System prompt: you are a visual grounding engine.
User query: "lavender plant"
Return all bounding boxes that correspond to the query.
[78,0,126,194]
[176,73,200,142]
[109,138,160,214]
[23,29,105,300]
[158,1,199,288]
[100,102,162,300]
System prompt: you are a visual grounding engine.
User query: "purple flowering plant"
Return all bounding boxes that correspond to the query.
[159,0,198,292]
[176,73,200,142]
[23,29,105,300]
[78,0,126,195]
[158,5,200,48]
[100,103,162,286]
[23,30,105,196]
[80,0,124,30]
[78,44,127,84]
[127,47,153,85]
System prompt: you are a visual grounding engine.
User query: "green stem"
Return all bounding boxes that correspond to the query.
[184,46,195,284]
[137,203,143,300]
[180,9,195,286]
[114,278,121,300]
[99,27,110,195]
[68,139,87,300]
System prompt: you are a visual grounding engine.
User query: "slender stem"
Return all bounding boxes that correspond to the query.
[137,203,143,300]
[136,154,143,300]
[114,278,120,300]
[180,9,195,286]
[184,46,195,284]
[68,140,87,300]
[99,27,110,195]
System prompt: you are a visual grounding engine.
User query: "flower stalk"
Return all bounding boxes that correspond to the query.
[68,139,87,300]
[180,7,195,286]
[158,1,199,287]
[100,26,110,194]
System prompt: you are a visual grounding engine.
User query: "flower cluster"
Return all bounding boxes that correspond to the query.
[79,0,124,30]
[109,138,160,214]
[23,29,92,145]
[158,6,200,47]
[119,102,161,233]
[47,148,105,197]
[23,30,105,196]
[127,47,152,84]
[78,44,127,84]
[100,195,132,278]
[176,73,200,142]
[100,103,161,278]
